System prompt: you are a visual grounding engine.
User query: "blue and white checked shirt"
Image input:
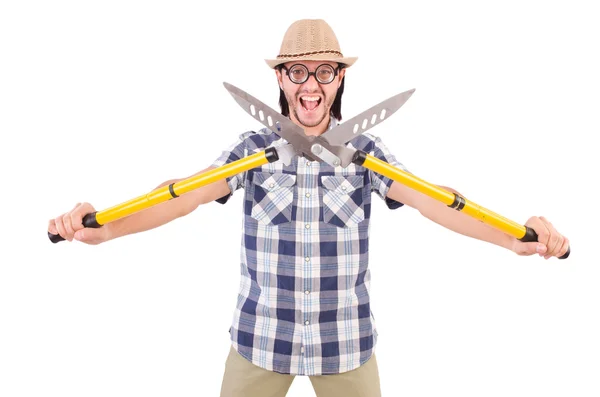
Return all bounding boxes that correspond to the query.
[211,117,409,376]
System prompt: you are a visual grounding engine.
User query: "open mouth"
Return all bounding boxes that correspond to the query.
[300,96,322,112]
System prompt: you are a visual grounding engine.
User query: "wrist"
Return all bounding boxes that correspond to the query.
[501,232,517,252]
[103,222,118,242]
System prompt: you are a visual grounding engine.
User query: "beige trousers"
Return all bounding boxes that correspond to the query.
[219,346,381,397]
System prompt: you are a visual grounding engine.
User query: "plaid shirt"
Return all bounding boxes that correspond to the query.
[211,117,408,376]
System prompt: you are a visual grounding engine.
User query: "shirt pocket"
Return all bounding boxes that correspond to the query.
[250,171,297,226]
[321,175,365,228]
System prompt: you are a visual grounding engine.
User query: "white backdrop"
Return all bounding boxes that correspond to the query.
[1,0,598,396]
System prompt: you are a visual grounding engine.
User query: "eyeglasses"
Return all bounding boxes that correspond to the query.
[280,63,341,85]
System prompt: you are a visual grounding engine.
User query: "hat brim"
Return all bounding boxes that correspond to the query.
[265,55,357,69]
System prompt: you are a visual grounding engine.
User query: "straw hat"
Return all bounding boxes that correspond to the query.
[265,19,358,69]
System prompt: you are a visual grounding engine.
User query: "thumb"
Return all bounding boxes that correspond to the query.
[74,227,107,244]
[515,241,547,256]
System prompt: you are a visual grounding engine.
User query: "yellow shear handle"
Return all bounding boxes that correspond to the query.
[352,151,570,259]
[48,148,278,243]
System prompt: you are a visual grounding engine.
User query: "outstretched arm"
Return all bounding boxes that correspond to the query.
[49,166,231,244]
[386,181,569,259]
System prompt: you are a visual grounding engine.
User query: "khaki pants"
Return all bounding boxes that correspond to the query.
[219,346,381,397]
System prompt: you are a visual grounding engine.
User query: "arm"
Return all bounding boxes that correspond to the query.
[51,131,251,245]
[386,181,513,249]
[106,166,231,241]
[49,166,231,244]
[385,181,569,258]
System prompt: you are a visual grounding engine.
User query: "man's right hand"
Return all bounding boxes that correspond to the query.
[48,202,110,245]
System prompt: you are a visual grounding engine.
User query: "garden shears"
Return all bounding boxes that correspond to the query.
[48,82,570,259]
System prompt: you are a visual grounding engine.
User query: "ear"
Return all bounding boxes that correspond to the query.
[337,68,346,88]
[275,68,284,90]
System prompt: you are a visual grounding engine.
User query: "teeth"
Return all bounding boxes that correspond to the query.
[301,96,319,101]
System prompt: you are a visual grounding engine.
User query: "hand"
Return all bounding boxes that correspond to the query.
[48,202,109,245]
[511,216,569,259]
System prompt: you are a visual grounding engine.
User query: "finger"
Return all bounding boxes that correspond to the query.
[540,217,561,258]
[63,212,75,240]
[74,226,106,245]
[547,234,567,259]
[72,202,96,230]
[546,234,563,259]
[54,214,68,241]
[515,241,547,256]
[527,216,551,246]
[60,202,80,237]
[557,237,570,258]
[48,219,58,235]
[65,202,84,240]
[70,202,86,231]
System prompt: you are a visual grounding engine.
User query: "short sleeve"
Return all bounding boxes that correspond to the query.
[368,136,410,210]
[210,134,248,204]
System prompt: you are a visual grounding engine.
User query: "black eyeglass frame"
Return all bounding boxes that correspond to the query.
[279,63,343,85]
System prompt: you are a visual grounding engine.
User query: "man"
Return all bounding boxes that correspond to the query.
[48,19,569,397]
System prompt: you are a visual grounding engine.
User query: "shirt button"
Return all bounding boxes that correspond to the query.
[306,161,311,166]
[304,320,310,325]
[341,186,347,191]
[305,290,310,295]
[305,224,310,229]
[305,257,310,262]
[269,183,275,188]
[305,193,310,198]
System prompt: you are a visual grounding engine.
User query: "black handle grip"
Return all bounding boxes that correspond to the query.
[48,212,101,243]
[519,226,570,259]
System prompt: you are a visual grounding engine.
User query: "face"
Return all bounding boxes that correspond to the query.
[276,60,345,131]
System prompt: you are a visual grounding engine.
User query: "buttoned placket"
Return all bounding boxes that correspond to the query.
[300,157,318,374]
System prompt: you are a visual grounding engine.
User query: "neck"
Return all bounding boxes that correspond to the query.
[291,113,331,137]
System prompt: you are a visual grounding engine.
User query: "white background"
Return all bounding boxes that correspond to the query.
[1,0,598,396]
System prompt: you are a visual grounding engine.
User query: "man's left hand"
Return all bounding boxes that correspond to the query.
[511,216,569,259]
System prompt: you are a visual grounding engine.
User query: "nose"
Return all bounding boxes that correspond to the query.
[302,72,320,89]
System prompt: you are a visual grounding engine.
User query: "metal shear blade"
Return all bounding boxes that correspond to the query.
[223,82,415,167]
